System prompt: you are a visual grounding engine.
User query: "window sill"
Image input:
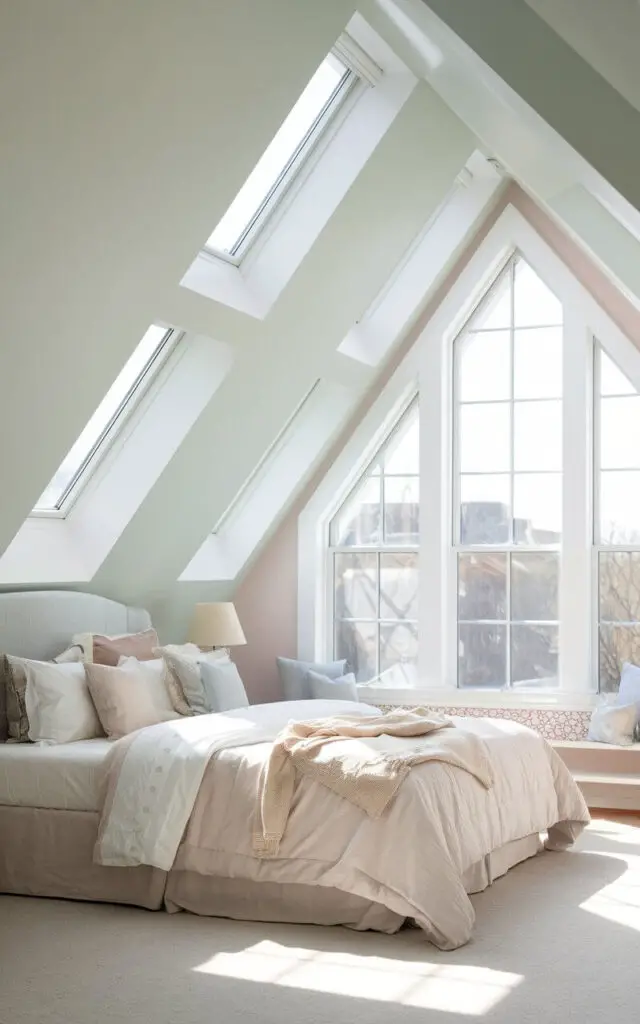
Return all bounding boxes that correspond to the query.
[357,685,600,712]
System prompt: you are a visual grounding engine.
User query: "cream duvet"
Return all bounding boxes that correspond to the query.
[95,700,590,949]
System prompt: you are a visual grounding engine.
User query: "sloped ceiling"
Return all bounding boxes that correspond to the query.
[2,0,640,637]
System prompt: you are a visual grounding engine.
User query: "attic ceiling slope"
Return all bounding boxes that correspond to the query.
[526,0,640,115]
[0,0,352,555]
[421,0,640,215]
[93,85,476,604]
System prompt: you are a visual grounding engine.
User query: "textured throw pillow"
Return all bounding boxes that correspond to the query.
[276,657,347,701]
[85,659,179,739]
[0,655,28,742]
[155,646,229,715]
[587,701,638,746]
[1,655,37,742]
[72,628,159,666]
[306,670,359,702]
[199,659,249,713]
[152,644,201,715]
[24,661,102,745]
[0,669,6,742]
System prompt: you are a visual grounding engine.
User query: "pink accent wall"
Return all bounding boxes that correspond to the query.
[235,183,640,719]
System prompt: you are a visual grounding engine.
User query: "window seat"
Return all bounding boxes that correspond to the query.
[552,740,640,810]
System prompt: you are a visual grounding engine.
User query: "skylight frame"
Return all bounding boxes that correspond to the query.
[204,42,370,266]
[31,325,181,518]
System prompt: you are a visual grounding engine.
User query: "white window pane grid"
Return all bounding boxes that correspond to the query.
[330,401,419,680]
[595,344,640,689]
[329,401,419,548]
[333,549,418,681]
[34,325,175,513]
[206,54,354,259]
[455,257,563,550]
[455,257,563,690]
[457,551,559,689]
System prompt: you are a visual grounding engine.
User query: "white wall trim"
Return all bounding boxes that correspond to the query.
[357,685,599,711]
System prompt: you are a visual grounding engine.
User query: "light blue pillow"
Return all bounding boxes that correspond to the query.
[306,670,358,702]
[199,659,249,713]
[276,657,347,701]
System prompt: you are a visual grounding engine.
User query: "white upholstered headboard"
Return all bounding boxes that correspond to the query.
[0,590,152,661]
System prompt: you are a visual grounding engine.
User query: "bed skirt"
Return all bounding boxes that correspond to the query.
[0,805,166,909]
[0,804,541,929]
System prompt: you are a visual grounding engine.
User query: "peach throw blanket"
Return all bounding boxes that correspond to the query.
[253,708,494,856]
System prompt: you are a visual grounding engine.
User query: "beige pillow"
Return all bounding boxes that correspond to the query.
[73,629,159,666]
[85,659,179,739]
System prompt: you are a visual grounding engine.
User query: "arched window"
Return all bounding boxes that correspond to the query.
[311,209,640,699]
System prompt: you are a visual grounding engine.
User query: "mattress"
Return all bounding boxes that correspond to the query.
[0,738,113,811]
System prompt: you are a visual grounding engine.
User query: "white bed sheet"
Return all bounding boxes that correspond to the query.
[0,739,113,811]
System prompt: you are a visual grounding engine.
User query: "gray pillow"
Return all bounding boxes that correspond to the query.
[199,659,249,713]
[276,657,347,701]
[306,670,359,703]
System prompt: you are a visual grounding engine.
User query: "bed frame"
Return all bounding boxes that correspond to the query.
[0,590,541,931]
[0,591,166,908]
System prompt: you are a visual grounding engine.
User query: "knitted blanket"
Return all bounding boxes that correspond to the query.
[253,708,494,856]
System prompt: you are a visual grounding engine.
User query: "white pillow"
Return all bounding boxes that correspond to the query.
[618,662,640,713]
[25,661,103,745]
[306,670,359,702]
[118,657,177,719]
[587,701,638,746]
[199,659,249,712]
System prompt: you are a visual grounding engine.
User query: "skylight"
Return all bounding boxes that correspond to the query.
[33,324,177,513]
[205,52,355,259]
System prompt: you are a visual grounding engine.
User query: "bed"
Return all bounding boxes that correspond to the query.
[0,591,590,949]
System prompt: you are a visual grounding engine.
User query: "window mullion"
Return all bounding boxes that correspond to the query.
[419,331,452,689]
[559,311,593,693]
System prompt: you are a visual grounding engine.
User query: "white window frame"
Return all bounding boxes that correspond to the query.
[180,13,417,320]
[203,43,367,266]
[2,331,233,584]
[30,327,181,520]
[451,253,564,692]
[592,341,640,690]
[300,204,640,709]
[326,398,419,679]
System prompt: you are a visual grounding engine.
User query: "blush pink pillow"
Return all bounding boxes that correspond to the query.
[85,659,178,739]
[73,629,159,667]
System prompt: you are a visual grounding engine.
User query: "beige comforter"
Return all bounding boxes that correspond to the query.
[254,709,494,855]
[96,700,590,949]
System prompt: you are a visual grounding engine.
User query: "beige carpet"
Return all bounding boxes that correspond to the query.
[2,820,639,1024]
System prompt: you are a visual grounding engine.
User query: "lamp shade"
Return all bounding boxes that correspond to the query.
[187,602,246,648]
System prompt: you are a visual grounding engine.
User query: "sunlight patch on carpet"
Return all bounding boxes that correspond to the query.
[580,845,640,933]
[193,941,522,1014]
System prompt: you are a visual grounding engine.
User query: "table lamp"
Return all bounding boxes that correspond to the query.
[187,602,247,653]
